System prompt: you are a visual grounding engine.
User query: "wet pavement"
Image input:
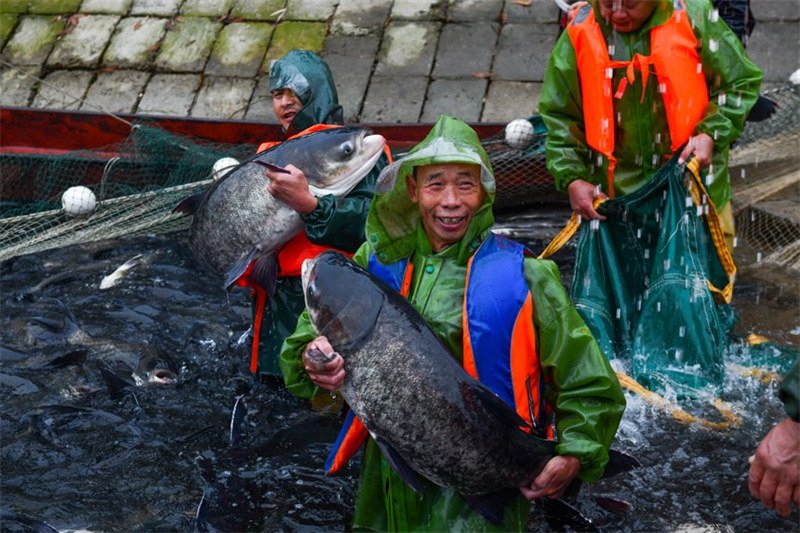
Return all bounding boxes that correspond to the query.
[1,0,798,124]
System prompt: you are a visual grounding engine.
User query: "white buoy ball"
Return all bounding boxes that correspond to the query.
[790,68,800,86]
[61,186,97,217]
[213,157,240,180]
[504,119,535,150]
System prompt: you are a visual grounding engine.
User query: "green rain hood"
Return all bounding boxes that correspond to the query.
[269,49,344,136]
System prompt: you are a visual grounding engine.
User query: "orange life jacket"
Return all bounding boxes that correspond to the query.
[566,0,708,197]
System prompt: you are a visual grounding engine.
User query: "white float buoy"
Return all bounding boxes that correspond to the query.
[504,119,535,150]
[212,157,240,180]
[61,186,97,217]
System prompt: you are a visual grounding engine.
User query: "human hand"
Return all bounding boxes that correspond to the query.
[265,163,318,214]
[519,455,581,500]
[302,336,345,391]
[748,417,800,517]
[567,179,607,221]
[678,133,714,170]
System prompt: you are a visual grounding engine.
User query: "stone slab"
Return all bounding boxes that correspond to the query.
[230,0,286,21]
[262,21,327,69]
[447,0,503,22]
[391,0,445,20]
[47,14,119,68]
[130,0,181,16]
[1,0,29,14]
[331,0,392,36]
[137,73,200,115]
[156,17,221,72]
[432,21,496,79]
[748,22,800,82]
[374,21,439,77]
[481,80,540,122]
[80,0,132,14]
[206,22,271,77]
[322,33,380,122]
[420,78,487,122]
[0,14,18,48]
[246,74,281,120]
[28,0,82,15]
[181,0,235,17]
[31,70,93,109]
[285,0,337,21]
[493,22,557,81]
[81,69,150,113]
[360,75,427,123]
[103,16,167,69]
[0,66,40,107]
[2,16,65,66]
[503,0,560,24]
[750,1,800,22]
[191,75,256,118]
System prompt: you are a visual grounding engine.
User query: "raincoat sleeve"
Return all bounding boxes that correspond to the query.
[538,33,593,193]
[279,243,373,398]
[300,153,390,253]
[686,0,762,148]
[779,360,800,422]
[524,257,626,482]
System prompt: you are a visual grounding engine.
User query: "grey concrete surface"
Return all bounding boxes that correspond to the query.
[0,0,798,124]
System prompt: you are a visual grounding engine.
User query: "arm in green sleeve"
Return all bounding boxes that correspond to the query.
[688,0,762,147]
[779,360,800,422]
[538,34,594,193]
[301,152,389,253]
[524,257,626,482]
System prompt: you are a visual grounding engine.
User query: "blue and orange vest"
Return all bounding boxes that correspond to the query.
[567,0,708,197]
[326,233,552,474]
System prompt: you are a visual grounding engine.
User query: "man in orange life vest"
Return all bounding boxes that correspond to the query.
[241,49,391,376]
[539,0,762,249]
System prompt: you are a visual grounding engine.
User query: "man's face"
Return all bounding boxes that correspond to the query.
[597,0,658,33]
[271,88,302,130]
[406,163,485,253]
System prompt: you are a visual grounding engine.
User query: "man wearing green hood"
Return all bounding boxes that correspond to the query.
[238,49,390,376]
[280,116,625,531]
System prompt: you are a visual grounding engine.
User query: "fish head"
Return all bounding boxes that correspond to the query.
[296,127,386,197]
[301,252,385,350]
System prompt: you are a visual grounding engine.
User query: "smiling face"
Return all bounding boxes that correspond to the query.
[406,163,485,253]
[271,88,303,130]
[597,0,658,33]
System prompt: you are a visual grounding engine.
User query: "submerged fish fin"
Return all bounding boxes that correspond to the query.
[99,366,134,398]
[537,498,599,532]
[462,489,518,528]
[374,437,424,496]
[172,192,206,215]
[593,496,632,515]
[228,394,247,447]
[602,449,640,478]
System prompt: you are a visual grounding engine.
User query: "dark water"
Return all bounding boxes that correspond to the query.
[1,209,797,532]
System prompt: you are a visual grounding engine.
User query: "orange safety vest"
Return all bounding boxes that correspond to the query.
[566,0,708,197]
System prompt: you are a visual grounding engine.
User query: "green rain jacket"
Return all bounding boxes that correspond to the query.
[280,116,625,531]
[539,0,762,209]
[254,50,389,375]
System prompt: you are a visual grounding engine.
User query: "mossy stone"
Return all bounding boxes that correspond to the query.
[28,0,82,15]
[1,0,30,14]
[0,14,19,47]
[262,21,326,72]
[230,0,285,21]
[3,15,65,65]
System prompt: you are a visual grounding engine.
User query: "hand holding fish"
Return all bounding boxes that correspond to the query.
[303,336,345,391]
[264,163,319,214]
[519,455,581,500]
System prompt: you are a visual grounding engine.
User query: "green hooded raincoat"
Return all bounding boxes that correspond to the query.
[539,0,762,210]
[280,116,626,531]
[254,50,389,375]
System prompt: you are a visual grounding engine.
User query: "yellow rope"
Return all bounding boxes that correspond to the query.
[616,372,742,430]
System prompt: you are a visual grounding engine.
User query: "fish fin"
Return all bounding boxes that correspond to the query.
[223,247,262,291]
[99,366,134,398]
[228,394,247,447]
[537,498,599,532]
[373,437,424,496]
[250,251,278,298]
[172,192,206,215]
[462,489,518,528]
[253,160,291,174]
[602,449,640,478]
[464,382,531,431]
[593,496,632,515]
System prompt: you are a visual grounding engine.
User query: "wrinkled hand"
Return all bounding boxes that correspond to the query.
[567,179,607,221]
[520,455,581,500]
[265,163,318,214]
[302,336,345,391]
[748,417,800,517]
[678,133,714,170]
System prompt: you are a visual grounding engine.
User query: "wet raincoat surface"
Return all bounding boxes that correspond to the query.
[539,0,762,210]
[252,50,389,375]
[280,116,625,531]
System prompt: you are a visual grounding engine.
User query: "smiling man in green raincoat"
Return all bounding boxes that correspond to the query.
[237,50,390,377]
[280,115,625,531]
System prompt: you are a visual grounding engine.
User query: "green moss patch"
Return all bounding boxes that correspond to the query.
[28,0,82,15]
[262,20,326,71]
[230,0,285,21]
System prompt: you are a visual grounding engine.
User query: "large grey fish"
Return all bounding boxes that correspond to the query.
[175,127,386,291]
[301,251,636,526]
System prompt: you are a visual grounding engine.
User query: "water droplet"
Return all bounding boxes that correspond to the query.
[733,237,738,248]
[608,44,615,55]
[656,302,661,312]
[709,9,719,22]
[637,228,642,238]
[616,308,621,319]
[740,168,746,179]
[679,326,686,337]
[685,196,693,208]
[644,249,650,259]
[675,348,684,362]
[709,39,719,52]
[664,259,671,270]
[590,219,600,231]
[717,92,726,105]
[756,252,762,262]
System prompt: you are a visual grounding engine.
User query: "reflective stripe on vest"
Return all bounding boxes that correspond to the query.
[567,0,708,197]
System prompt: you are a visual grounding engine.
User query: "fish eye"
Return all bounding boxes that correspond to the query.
[340,142,354,156]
